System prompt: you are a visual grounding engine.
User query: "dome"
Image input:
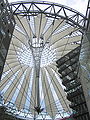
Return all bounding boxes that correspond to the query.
[0,1,84,119]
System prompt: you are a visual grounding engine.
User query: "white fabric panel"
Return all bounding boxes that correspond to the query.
[14,44,27,52]
[8,49,24,55]
[19,16,33,39]
[52,36,81,49]
[12,29,26,44]
[39,14,47,36]
[19,68,32,110]
[55,46,79,58]
[8,44,15,51]
[55,44,79,53]
[0,65,26,91]
[7,50,16,55]
[48,63,59,75]
[0,68,20,91]
[56,50,72,57]
[56,56,63,60]
[14,15,27,34]
[44,24,53,43]
[35,14,47,43]
[61,50,73,56]
[8,43,22,52]
[45,66,70,112]
[35,14,41,40]
[52,44,79,59]
[15,15,34,45]
[6,55,17,60]
[30,68,36,114]
[4,66,27,103]
[7,43,22,57]
[52,19,65,31]
[44,19,65,43]
[12,37,23,49]
[3,63,22,73]
[13,29,28,46]
[6,59,19,65]
[3,65,10,73]
[15,67,32,110]
[41,68,57,118]
[51,27,78,45]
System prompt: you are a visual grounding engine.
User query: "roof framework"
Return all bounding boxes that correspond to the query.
[10,0,87,30]
[0,1,87,120]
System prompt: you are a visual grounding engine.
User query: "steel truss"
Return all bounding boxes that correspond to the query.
[9,0,87,31]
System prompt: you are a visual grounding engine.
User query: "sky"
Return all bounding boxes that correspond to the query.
[8,0,89,15]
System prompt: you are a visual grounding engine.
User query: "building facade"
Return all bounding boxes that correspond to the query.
[56,46,90,120]
[79,0,90,116]
[0,0,15,80]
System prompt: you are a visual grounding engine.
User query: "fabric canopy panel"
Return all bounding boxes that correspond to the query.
[0,9,82,119]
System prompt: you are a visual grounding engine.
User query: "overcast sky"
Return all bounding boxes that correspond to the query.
[8,0,88,15]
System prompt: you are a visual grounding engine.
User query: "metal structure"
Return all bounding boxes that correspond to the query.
[0,0,88,120]
[10,0,87,30]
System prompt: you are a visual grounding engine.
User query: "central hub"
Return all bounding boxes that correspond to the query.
[34,106,44,114]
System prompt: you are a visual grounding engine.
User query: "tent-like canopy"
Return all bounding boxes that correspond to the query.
[0,1,86,119]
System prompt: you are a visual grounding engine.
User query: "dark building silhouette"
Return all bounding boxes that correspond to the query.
[0,0,15,80]
[56,46,90,120]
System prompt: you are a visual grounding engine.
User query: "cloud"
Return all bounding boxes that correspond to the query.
[68,0,88,15]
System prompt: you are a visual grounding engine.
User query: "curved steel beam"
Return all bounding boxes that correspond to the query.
[9,0,87,31]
